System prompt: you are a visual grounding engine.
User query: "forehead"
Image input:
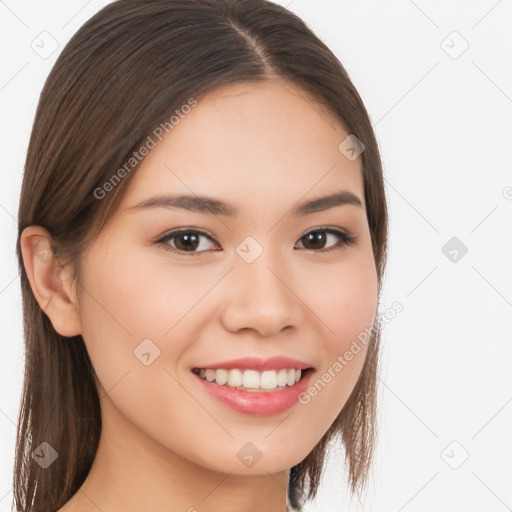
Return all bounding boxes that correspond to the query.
[120,79,364,211]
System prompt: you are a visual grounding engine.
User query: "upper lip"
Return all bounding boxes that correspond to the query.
[192,356,314,371]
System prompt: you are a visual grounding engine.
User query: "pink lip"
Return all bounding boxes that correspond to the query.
[192,356,313,371]
[193,368,314,416]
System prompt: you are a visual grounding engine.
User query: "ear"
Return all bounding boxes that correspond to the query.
[20,226,82,337]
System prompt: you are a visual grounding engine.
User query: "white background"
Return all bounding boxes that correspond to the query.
[1,1,511,511]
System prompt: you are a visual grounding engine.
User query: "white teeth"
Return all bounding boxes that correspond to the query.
[260,370,278,389]
[196,368,305,391]
[242,369,260,389]
[277,369,288,387]
[215,369,228,385]
[228,369,243,387]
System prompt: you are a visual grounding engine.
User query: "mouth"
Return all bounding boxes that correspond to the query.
[191,367,314,393]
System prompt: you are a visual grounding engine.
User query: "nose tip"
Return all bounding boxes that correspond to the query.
[220,260,302,337]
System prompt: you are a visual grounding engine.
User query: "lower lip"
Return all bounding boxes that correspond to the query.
[193,369,314,416]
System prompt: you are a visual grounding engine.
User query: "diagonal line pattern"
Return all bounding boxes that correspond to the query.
[200,472,234,502]
[373,62,439,127]
[0,202,18,223]
[163,367,234,438]
[472,61,512,104]
[380,378,439,438]
[163,268,234,336]
[471,265,512,308]
[281,76,338,132]
[76,486,105,512]
[76,279,132,335]
[471,0,504,30]
[265,410,294,439]
[472,471,512,511]
[470,204,499,233]
[472,396,512,439]
[265,266,336,335]
[0,273,19,296]
[0,488,12,505]
[164,163,235,234]
[0,407,17,428]
[408,0,439,28]
[398,472,439,511]
[266,164,336,234]
[0,62,29,93]
[97,369,131,401]
[265,470,288,493]
[0,0,29,28]
[61,0,93,29]
[385,178,439,233]
[406,266,438,298]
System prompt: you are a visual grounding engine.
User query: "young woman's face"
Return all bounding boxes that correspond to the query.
[75,79,378,475]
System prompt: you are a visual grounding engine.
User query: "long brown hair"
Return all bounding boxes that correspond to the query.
[14,1,388,510]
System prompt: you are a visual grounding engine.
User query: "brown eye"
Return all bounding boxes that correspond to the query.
[155,226,356,257]
[295,228,356,253]
[157,229,219,255]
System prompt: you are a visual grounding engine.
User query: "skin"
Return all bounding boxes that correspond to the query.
[21,79,378,512]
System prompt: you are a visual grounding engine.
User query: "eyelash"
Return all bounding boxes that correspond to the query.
[154,226,357,256]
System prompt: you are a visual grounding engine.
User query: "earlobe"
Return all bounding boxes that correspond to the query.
[20,226,82,337]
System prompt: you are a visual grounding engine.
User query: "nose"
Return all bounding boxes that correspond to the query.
[220,255,303,337]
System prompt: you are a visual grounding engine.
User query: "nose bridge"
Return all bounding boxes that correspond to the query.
[221,239,301,336]
[239,252,287,301]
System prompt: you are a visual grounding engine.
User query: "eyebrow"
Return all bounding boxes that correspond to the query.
[127,190,363,217]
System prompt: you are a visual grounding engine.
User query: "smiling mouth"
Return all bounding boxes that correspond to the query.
[191,367,314,392]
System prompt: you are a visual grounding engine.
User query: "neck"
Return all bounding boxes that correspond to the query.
[62,394,290,512]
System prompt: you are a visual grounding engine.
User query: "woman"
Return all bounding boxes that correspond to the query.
[14,1,388,511]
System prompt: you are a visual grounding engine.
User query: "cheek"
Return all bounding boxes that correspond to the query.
[76,246,219,404]
[308,253,378,352]
[76,251,213,456]
[298,254,378,423]
[80,245,210,342]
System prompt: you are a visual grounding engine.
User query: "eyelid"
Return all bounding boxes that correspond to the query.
[153,227,220,256]
[296,226,357,253]
[154,226,217,243]
[154,225,357,255]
